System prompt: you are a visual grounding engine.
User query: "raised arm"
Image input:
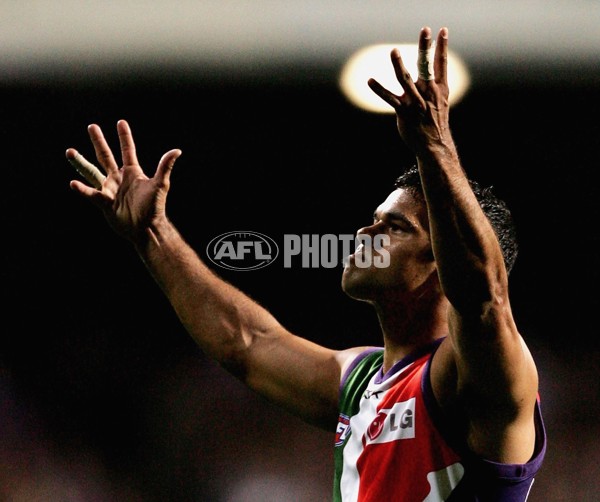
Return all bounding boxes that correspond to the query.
[368,27,539,463]
[66,119,360,430]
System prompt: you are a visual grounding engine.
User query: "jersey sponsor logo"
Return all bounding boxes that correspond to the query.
[367,412,387,441]
[335,413,351,446]
[364,397,416,444]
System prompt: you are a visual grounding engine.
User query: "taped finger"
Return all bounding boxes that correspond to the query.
[417,46,435,81]
[68,152,106,189]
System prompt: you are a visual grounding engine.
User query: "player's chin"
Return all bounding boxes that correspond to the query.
[341,265,376,301]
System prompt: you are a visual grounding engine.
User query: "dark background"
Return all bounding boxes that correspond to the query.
[1,65,599,501]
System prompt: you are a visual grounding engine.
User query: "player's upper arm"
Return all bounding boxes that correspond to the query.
[448,298,538,409]
[431,299,539,462]
[231,324,373,430]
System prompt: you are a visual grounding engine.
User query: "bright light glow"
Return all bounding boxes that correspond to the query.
[339,44,471,113]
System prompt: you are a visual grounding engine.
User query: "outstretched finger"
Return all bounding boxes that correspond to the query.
[66,148,107,189]
[417,26,434,82]
[368,78,401,110]
[434,27,449,86]
[88,123,120,176]
[389,48,421,103]
[155,149,182,188]
[117,119,140,168]
[69,178,110,207]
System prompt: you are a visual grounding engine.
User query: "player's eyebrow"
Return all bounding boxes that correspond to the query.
[372,209,418,230]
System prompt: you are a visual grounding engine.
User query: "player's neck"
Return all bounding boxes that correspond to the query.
[375,297,448,373]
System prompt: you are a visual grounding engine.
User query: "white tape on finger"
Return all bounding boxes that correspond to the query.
[69,153,106,189]
[417,46,435,81]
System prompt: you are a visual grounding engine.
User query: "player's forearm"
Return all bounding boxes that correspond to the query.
[133,216,281,369]
[416,142,508,313]
[131,217,343,427]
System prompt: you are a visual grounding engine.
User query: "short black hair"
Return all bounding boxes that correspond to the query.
[394,165,518,274]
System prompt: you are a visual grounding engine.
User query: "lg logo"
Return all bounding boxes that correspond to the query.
[365,398,416,444]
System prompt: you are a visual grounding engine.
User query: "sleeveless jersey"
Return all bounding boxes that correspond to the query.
[333,340,546,501]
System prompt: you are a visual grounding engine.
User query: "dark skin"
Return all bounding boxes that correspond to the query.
[67,26,539,464]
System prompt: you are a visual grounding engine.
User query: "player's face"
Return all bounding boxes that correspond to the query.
[341,188,438,302]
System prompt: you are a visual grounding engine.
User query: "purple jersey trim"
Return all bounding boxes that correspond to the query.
[374,337,445,385]
[421,345,547,500]
[339,347,382,398]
